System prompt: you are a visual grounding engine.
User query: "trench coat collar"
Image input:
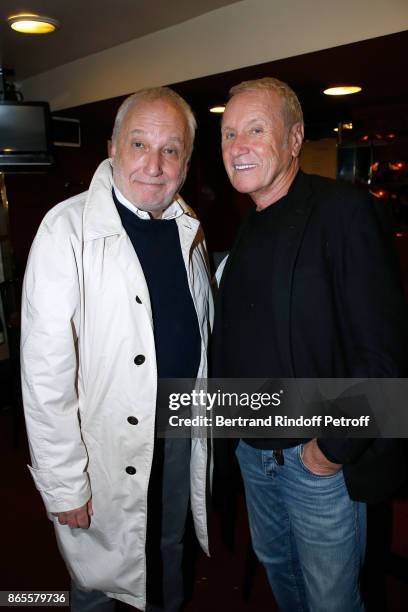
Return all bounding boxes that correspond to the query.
[83,159,199,241]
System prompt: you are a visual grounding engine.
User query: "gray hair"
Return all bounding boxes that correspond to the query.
[111,86,196,160]
[229,77,304,128]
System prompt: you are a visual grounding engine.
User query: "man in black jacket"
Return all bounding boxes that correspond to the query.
[212,77,407,612]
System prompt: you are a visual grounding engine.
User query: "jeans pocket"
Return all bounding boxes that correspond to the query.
[297,443,342,479]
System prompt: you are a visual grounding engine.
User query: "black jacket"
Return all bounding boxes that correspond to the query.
[212,170,408,503]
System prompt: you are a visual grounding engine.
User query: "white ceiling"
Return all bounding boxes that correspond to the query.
[0,0,241,80]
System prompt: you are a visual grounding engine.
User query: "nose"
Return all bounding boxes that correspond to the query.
[230,134,250,158]
[144,150,163,177]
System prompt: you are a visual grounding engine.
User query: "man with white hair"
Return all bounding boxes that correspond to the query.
[212,77,407,612]
[21,87,213,611]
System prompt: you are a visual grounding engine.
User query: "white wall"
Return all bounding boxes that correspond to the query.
[21,0,408,110]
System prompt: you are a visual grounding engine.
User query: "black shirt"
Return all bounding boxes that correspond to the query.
[219,198,287,378]
[214,195,303,450]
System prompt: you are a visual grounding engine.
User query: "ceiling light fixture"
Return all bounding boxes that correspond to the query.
[323,86,362,96]
[8,14,60,34]
[209,106,225,114]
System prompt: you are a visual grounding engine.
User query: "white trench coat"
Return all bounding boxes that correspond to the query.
[21,159,213,609]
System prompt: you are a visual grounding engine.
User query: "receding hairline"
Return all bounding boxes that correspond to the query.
[111,86,197,158]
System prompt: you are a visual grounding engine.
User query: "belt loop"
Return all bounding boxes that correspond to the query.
[273,449,284,466]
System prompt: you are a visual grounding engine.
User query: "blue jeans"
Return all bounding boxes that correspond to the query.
[71,438,191,612]
[236,440,366,612]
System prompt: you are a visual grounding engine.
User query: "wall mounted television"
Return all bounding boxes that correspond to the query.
[0,101,53,169]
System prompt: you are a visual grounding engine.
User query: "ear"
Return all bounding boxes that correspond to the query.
[290,122,304,158]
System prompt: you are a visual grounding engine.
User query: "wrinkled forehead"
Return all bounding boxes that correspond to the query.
[121,98,188,139]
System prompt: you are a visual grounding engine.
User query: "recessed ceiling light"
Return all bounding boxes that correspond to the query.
[8,14,60,34]
[323,86,362,96]
[209,106,225,114]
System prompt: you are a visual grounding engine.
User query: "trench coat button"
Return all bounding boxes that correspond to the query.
[126,466,136,475]
[135,296,142,304]
[134,354,145,365]
[127,416,139,425]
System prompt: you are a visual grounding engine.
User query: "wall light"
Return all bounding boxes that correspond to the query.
[389,161,405,171]
[323,86,362,96]
[370,189,387,199]
[8,14,59,34]
[209,106,225,114]
[334,123,353,132]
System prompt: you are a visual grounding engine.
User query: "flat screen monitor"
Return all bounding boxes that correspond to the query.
[0,101,53,168]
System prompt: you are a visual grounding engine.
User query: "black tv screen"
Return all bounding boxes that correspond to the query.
[0,101,53,168]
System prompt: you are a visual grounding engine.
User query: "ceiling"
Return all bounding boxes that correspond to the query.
[45,30,408,144]
[0,0,241,80]
[1,2,406,141]
[172,30,408,139]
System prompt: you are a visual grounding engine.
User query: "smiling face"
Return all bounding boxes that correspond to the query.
[221,89,303,209]
[111,98,189,218]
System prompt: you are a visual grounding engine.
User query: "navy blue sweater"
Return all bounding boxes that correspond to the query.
[114,193,201,379]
